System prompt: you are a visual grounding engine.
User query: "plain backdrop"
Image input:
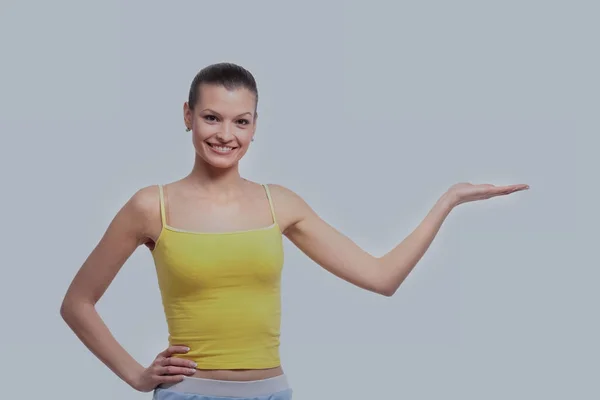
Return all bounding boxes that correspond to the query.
[0,1,597,399]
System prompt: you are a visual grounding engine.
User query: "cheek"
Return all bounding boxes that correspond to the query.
[238,134,253,145]
[192,124,214,141]
[191,131,209,151]
[238,128,256,144]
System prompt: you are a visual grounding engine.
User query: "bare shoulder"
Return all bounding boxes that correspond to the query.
[120,185,162,243]
[129,185,160,211]
[265,184,315,234]
[266,183,310,210]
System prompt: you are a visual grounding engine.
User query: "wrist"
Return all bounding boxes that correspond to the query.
[124,363,145,391]
[437,191,458,212]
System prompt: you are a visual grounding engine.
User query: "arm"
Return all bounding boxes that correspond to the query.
[377,194,455,295]
[276,181,527,297]
[277,185,455,297]
[375,183,528,293]
[60,186,157,388]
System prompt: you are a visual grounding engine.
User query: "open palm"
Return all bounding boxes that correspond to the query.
[448,182,529,206]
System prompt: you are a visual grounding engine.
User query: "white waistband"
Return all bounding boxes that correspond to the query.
[158,374,291,397]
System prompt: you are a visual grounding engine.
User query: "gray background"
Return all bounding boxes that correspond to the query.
[0,1,597,399]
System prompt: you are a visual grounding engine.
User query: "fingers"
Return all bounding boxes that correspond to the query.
[508,184,529,193]
[152,349,197,378]
[137,346,195,391]
[160,357,197,369]
[157,365,197,376]
[494,184,529,195]
[158,345,190,358]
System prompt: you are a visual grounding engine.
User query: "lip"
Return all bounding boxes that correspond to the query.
[206,142,238,155]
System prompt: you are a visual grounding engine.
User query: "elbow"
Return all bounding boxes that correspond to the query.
[60,298,74,322]
[374,259,398,297]
[376,282,398,297]
[379,286,397,297]
[375,266,398,297]
[60,295,91,323]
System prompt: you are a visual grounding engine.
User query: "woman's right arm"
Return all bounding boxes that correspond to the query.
[59,186,194,391]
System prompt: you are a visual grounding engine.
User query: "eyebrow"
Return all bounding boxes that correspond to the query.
[201,109,252,118]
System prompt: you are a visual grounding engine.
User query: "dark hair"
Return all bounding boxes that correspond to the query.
[188,62,258,111]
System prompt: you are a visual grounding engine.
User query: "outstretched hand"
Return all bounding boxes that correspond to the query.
[446,182,529,207]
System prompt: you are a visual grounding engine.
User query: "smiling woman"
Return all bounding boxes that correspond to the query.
[183,65,258,169]
[59,62,529,400]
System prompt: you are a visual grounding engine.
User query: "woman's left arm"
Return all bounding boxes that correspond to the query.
[271,182,528,297]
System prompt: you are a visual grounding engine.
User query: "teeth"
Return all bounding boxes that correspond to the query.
[212,145,233,152]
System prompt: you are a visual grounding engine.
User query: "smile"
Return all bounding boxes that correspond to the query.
[206,142,237,154]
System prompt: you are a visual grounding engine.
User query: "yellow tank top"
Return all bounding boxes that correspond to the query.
[150,184,284,369]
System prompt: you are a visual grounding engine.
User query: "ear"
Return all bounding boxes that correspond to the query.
[183,102,193,129]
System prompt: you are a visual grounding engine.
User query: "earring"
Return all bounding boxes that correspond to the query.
[185,127,191,132]
[251,137,255,142]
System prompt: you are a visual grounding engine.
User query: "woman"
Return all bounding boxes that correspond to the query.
[60,62,529,400]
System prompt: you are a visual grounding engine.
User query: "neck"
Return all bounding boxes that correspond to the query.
[185,153,247,196]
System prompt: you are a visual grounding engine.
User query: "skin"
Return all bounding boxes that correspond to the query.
[60,83,529,393]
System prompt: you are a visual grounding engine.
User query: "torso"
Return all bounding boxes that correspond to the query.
[142,178,297,381]
[190,366,284,381]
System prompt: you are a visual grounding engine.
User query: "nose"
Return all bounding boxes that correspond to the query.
[217,123,235,141]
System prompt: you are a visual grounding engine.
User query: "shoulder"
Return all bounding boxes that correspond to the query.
[127,185,161,216]
[120,185,163,240]
[265,183,308,209]
[264,183,315,233]
[115,185,162,234]
[94,185,162,245]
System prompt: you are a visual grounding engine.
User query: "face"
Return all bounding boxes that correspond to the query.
[184,84,257,169]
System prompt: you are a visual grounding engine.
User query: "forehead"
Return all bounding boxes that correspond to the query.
[196,84,255,112]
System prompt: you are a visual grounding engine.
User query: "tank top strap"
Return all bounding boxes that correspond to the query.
[157,184,166,226]
[262,184,277,225]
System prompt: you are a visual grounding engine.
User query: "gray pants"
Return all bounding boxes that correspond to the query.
[153,374,293,400]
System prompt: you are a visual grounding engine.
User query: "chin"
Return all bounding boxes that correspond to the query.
[197,151,245,169]
[206,159,239,169]
[195,154,236,168]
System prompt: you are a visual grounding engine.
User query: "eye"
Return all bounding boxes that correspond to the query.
[237,119,250,125]
[203,115,218,122]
